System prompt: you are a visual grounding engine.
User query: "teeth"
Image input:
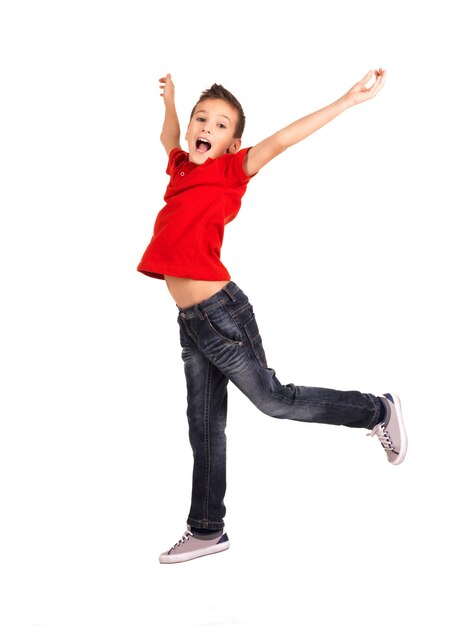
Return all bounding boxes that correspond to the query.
[196,137,212,152]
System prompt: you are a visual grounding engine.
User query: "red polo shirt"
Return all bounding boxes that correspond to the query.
[137,147,252,280]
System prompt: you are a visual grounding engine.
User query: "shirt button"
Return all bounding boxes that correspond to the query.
[180,172,185,176]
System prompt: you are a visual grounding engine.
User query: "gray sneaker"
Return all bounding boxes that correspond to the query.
[159,525,230,564]
[368,393,408,465]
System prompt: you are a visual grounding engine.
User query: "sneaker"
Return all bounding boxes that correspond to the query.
[368,392,408,465]
[159,525,230,564]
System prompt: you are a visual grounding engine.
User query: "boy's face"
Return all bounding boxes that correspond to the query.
[185,98,241,164]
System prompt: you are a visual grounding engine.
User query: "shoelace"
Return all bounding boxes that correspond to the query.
[170,528,193,551]
[368,423,395,451]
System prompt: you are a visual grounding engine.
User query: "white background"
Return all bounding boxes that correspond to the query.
[1,0,469,625]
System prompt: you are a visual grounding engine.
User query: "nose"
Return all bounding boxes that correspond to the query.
[200,121,212,134]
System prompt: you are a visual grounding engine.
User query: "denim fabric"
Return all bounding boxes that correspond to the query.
[177,281,381,530]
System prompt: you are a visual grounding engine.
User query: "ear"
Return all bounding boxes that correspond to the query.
[185,126,189,142]
[226,138,241,154]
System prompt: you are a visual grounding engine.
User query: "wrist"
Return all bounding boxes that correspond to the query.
[337,93,354,111]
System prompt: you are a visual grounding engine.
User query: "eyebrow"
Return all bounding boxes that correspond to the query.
[194,109,232,124]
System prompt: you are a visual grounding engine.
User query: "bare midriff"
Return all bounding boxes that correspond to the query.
[164,276,230,309]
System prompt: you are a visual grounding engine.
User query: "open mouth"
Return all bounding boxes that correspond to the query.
[196,138,212,153]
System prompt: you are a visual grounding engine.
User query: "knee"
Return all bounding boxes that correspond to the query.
[251,389,292,419]
[237,368,294,418]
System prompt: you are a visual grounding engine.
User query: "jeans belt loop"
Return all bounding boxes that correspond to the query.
[222,285,236,302]
[195,305,205,320]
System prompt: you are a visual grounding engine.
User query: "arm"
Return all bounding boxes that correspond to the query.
[159,73,181,156]
[244,68,387,177]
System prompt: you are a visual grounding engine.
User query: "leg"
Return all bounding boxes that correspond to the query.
[178,316,228,531]
[179,283,381,430]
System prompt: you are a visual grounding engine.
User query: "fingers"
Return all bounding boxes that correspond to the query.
[360,69,373,85]
[350,69,373,95]
[159,73,172,87]
[373,67,387,86]
[367,68,387,98]
[159,73,173,97]
[360,67,386,100]
[360,67,386,88]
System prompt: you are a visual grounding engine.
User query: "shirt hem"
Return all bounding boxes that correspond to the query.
[137,265,231,281]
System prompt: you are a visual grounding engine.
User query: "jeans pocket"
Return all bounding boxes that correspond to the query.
[244,315,268,368]
[204,311,243,346]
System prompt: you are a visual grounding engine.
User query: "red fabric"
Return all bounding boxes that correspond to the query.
[137,147,252,280]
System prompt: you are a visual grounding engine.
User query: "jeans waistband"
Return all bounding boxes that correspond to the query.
[177,281,241,320]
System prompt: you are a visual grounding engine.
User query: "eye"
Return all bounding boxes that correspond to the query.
[196,117,205,122]
[217,123,227,129]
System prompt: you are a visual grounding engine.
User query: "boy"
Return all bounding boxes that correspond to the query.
[137,69,407,564]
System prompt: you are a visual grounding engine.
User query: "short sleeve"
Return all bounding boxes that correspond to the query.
[216,147,254,184]
[166,148,188,176]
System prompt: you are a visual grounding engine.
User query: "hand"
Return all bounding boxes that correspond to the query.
[159,73,175,106]
[343,68,387,107]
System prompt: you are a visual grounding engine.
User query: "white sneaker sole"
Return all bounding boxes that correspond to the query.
[159,539,230,564]
[388,392,408,465]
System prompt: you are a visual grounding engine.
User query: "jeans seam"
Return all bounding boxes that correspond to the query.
[203,362,213,526]
[187,516,224,531]
[266,391,377,412]
[244,327,267,368]
[228,300,251,317]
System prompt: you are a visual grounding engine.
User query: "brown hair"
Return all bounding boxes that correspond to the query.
[190,83,246,138]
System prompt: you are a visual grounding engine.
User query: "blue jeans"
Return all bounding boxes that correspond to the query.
[177,282,381,531]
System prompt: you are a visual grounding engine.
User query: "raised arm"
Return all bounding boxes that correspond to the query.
[159,73,181,156]
[243,68,387,177]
